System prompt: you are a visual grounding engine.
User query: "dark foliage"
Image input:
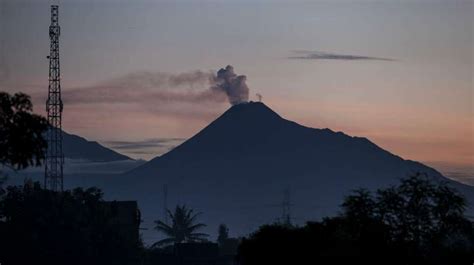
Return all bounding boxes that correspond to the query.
[0,183,143,265]
[0,92,48,170]
[237,174,474,265]
[218,224,230,246]
[153,204,209,247]
[217,224,240,259]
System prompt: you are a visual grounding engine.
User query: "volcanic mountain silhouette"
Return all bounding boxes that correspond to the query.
[62,130,131,162]
[121,102,474,239]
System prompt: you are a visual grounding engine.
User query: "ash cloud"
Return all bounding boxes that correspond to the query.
[62,65,249,107]
[289,50,395,61]
[211,65,249,105]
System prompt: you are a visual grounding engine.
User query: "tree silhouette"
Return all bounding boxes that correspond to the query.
[375,173,467,246]
[342,188,376,222]
[0,92,48,170]
[0,92,48,193]
[218,223,229,246]
[342,173,472,262]
[152,204,208,247]
[238,173,474,265]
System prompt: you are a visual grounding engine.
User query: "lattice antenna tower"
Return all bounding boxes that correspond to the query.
[163,184,169,225]
[45,5,64,191]
[281,187,292,226]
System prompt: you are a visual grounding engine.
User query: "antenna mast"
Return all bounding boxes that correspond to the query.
[163,184,169,225]
[281,187,292,226]
[45,5,64,191]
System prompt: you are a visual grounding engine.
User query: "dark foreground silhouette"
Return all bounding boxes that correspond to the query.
[1,177,473,265]
[237,174,474,265]
[0,183,142,265]
[0,92,48,176]
[152,204,209,247]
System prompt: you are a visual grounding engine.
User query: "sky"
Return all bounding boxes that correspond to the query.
[0,0,473,181]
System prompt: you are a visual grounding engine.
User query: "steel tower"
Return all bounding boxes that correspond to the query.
[281,187,292,226]
[45,5,64,191]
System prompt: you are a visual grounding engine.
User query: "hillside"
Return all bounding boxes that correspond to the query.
[62,130,131,162]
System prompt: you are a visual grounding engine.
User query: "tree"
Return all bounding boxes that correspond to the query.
[0,92,48,193]
[341,173,472,262]
[218,223,229,246]
[342,188,376,222]
[153,204,209,247]
[238,174,473,265]
[0,92,48,170]
[375,173,467,245]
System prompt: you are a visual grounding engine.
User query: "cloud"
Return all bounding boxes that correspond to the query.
[289,50,395,61]
[443,172,474,186]
[106,138,185,151]
[104,138,185,159]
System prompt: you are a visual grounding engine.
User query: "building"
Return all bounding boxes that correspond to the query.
[102,200,141,244]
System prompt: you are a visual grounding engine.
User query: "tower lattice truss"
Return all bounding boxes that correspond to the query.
[45,5,64,191]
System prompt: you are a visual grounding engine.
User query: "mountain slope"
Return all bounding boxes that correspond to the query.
[119,102,473,240]
[62,130,131,162]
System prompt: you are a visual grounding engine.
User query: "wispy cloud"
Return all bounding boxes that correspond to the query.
[106,138,185,151]
[104,138,185,160]
[289,50,395,61]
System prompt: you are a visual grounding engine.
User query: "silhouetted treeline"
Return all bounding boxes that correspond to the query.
[0,183,143,265]
[237,174,474,265]
[0,92,48,188]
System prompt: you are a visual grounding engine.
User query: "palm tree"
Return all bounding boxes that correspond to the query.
[152,204,209,247]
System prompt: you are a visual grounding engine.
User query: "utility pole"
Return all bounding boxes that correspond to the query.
[44,5,64,191]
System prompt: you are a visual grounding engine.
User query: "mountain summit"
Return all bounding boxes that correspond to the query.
[121,102,474,240]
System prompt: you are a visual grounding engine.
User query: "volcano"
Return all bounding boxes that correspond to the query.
[117,102,474,241]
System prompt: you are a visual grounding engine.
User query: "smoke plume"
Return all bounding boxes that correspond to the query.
[211,65,249,105]
[61,65,249,107]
